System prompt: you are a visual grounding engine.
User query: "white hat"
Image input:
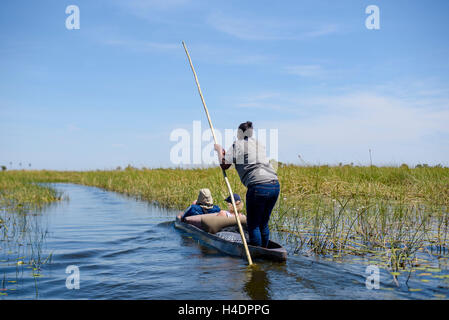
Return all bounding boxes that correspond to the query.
[197,188,213,209]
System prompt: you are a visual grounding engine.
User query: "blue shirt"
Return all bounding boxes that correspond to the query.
[182,204,221,220]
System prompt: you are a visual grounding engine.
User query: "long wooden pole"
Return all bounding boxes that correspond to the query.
[182,41,253,266]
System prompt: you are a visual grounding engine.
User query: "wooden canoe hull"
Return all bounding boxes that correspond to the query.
[174,217,287,262]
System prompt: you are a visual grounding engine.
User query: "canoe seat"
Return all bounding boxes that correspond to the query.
[215,231,249,243]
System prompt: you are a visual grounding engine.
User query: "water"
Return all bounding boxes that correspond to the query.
[0,183,448,299]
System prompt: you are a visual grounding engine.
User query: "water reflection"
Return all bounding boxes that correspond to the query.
[0,206,52,299]
[244,266,271,300]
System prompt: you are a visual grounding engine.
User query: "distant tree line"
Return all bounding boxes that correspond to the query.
[0,163,32,171]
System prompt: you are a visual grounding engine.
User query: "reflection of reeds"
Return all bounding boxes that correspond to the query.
[1,208,52,263]
[0,206,53,297]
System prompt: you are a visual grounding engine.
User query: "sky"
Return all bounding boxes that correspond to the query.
[1,0,448,170]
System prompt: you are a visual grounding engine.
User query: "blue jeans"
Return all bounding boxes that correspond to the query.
[246,180,280,248]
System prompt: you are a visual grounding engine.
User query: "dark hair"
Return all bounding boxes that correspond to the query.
[238,121,253,133]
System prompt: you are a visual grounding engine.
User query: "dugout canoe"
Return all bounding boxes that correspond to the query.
[174,216,287,262]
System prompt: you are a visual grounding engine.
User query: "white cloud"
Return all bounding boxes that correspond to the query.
[207,12,339,40]
[116,0,190,12]
[296,93,448,142]
[181,43,274,65]
[111,0,192,25]
[101,36,273,65]
[236,92,287,110]
[302,24,339,38]
[284,65,325,78]
[237,88,449,165]
[67,124,81,132]
[103,39,179,52]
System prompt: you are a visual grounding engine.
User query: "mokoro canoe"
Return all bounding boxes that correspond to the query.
[174,216,287,262]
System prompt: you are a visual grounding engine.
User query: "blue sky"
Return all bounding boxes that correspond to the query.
[1,0,448,170]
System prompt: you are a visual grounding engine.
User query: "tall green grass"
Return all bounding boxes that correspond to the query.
[3,165,448,208]
[0,172,61,210]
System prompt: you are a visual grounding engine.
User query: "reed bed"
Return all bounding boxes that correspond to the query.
[0,174,57,296]
[1,165,448,272]
[0,173,62,210]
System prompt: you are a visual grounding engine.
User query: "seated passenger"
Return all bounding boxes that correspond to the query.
[178,188,221,221]
[217,193,245,219]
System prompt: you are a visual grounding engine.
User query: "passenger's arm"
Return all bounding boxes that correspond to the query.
[217,210,228,217]
[181,205,193,221]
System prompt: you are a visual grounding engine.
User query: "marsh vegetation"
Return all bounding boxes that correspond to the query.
[1,165,448,291]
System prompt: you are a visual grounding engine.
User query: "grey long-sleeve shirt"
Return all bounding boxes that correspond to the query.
[224,137,278,188]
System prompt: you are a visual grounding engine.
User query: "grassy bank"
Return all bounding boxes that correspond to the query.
[0,173,62,210]
[3,165,448,208]
[1,165,448,271]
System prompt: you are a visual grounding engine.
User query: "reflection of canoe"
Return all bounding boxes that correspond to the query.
[174,216,287,262]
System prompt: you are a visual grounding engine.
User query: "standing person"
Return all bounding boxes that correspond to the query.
[214,121,280,248]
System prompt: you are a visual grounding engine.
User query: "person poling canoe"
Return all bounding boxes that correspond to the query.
[214,121,280,248]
